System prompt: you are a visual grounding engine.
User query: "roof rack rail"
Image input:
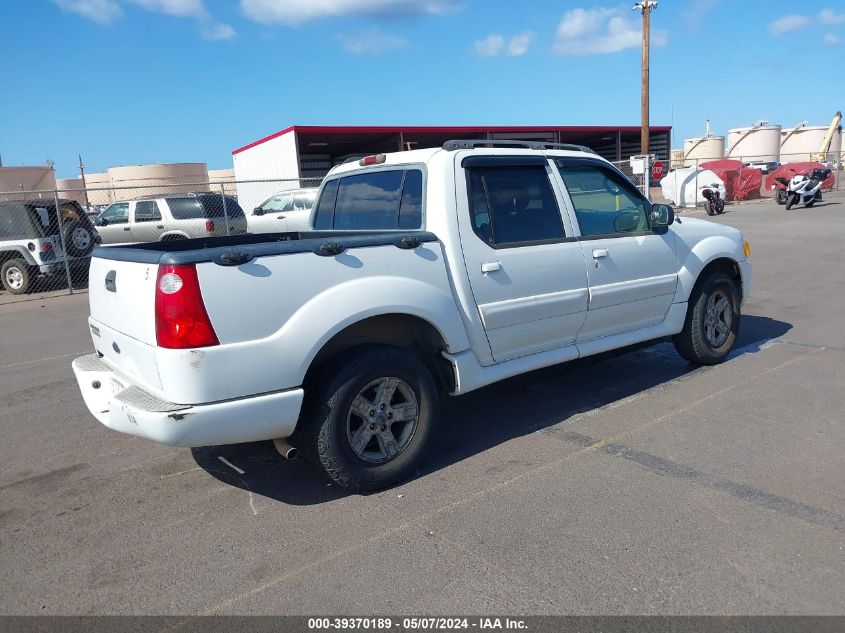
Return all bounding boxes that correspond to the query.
[442,139,595,153]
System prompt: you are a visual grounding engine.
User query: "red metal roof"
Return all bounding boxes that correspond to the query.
[232,124,672,155]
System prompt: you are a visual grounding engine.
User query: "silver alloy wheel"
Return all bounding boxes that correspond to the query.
[5,266,24,290]
[346,377,419,464]
[704,289,732,347]
[71,228,91,250]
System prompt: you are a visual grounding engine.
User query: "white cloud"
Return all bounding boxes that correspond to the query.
[819,8,845,25]
[240,0,459,26]
[554,7,667,55]
[340,28,409,55]
[474,34,504,56]
[824,33,841,46]
[769,14,811,36]
[52,0,122,25]
[508,32,533,56]
[202,22,237,40]
[129,0,207,18]
[474,32,534,57]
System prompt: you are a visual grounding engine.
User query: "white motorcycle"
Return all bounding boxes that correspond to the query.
[785,167,831,210]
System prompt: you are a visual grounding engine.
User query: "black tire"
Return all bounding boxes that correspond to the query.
[785,194,797,210]
[815,191,822,201]
[1,258,33,294]
[296,346,439,492]
[775,189,788,205]
[805,200,815,208]
[705,200,714,216]
[715,199,726,214]
[673,272,740,365]
[63,221,96,257]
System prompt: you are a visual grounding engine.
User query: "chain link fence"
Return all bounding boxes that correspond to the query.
[1,151,843,302]
[0,178,321,302]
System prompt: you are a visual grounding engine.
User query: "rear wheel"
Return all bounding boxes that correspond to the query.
[296,346,439,492]
[715,199,726,214]
[705,200,714,216]
[673,272,740,365]
[1,258,33,294]
[775,189,788,205]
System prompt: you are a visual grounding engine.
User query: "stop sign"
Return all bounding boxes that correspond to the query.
[651,161,664,180]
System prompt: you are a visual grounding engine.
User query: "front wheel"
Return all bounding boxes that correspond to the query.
[705,200,714,216]
[715,199,726,214]
[775,189,788,205]
[297,346,439,492]
[785,194,798,210]
[673,272,740,365]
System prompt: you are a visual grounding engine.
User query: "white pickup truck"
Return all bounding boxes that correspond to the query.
[72,141,751,491]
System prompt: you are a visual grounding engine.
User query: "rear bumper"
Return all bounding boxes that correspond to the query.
[39,258,90,275]
[72,353,304,447]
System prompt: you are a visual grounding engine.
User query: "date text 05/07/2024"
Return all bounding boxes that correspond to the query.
[307,617,528,630]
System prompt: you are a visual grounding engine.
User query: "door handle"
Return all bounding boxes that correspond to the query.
[481,261,501,274]
[277,215,286,220]
[123,227,131,231]
[156,225,164,229]
[592,248,609,259]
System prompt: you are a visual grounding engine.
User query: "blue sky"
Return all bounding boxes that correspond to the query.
[1,0,843,177]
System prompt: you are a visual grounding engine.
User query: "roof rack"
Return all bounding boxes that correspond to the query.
[442,139,595,153]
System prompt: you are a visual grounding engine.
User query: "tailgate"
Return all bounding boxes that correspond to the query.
[88,256,158,345]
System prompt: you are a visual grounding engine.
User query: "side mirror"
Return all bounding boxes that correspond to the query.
[97,217,108,226]
[253,207,265,216]
[650,203,675,227]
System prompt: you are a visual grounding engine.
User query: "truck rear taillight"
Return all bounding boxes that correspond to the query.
[205,219,215,232]
[40,242,53,253]
[155,264,219,349]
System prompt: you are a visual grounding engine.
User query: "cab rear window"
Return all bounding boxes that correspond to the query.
[313,169,423,230]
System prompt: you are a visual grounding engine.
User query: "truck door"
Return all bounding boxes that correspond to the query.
[553,158,678,341]
[457,156,590,363]
[130,200,164,243]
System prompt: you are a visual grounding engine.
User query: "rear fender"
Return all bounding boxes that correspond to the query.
[0,245,38,266]
[286,276,471,385]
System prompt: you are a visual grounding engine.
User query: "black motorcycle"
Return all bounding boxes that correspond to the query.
[701,185,725,216]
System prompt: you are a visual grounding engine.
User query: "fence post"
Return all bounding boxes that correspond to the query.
[52,189,75,295]
[219,183,230,235]
[695,158,699,210]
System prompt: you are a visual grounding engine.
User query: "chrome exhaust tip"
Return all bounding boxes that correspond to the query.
[273,437,298,461]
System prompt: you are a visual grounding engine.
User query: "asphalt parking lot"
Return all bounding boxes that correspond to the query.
[1,192,843,616]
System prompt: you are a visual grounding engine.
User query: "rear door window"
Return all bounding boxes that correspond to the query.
[466,165,565,247]
[134,200,161,222]
[0,203,40,239]
[313,169,424,230]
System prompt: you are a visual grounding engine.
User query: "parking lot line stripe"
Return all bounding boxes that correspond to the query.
[217,456,245,475]
[0,350,88,370]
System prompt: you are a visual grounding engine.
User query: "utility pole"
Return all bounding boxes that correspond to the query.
[634,1,657,156]
[78,154,91,209]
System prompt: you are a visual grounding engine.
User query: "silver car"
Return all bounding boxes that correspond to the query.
[94,193,248,244]
[249,188,317,234]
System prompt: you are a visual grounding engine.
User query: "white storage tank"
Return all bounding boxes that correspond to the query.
[726,122,782,162]
[780,124,843,162]
[107,163,210,201]
[682,136,725,166]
